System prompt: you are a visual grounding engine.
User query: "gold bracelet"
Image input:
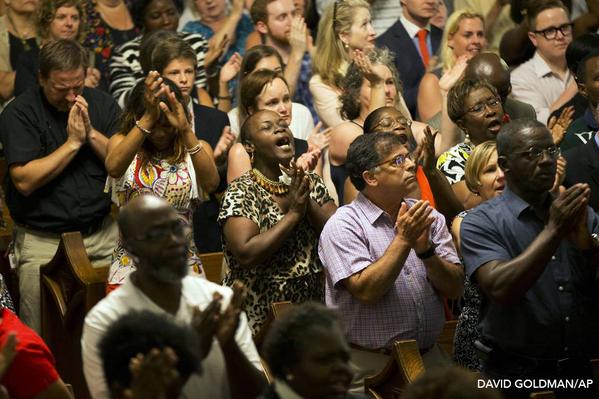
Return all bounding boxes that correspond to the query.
[186,142,203,155]
[135,120,152,135]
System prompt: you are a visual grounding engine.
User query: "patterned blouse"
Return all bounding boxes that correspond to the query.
[218,171,333,334]
[107,154,204,286]
[436,142,474,184]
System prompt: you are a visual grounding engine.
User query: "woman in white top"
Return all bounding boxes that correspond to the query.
[309,0,375,128]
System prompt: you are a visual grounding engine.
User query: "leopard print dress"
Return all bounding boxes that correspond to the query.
[218,171,334,334]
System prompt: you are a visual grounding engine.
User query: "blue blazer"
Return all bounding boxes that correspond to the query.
[376,21,442,119]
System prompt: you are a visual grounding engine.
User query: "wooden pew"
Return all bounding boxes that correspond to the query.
[364,340,424,399]
[199,251,224,283]
[40,232,109,399]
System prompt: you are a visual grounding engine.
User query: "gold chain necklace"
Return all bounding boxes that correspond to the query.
[250,168,289,195]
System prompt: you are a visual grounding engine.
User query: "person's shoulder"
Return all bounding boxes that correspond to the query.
[226,171,254,191]
[113,35,141,55]
[376,19,403,42]
[84,87,119,106]
[194,102,228,120]
[3,86,40,111]
[181,275,234,307]
[181,31,208,45]
[291,102,311,116]
[463,195,505,224]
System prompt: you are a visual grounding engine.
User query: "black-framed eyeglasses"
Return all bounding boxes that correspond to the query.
[372,153,412,169]
[466,97,501,115]
[533,22,573,40]
[513,146,561,161]
[133,219,187,241]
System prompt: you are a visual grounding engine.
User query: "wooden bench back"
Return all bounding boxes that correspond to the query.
[40,232,109,399]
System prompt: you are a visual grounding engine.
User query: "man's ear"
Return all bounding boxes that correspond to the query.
[256,21,269,35]
[362,169,378,187]
[528,31,538,47]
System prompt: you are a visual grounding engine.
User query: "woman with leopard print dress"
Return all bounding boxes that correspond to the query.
[218,110,337,334]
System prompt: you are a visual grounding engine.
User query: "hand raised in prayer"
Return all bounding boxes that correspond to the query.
[547,106,574,145]
[123,347,179,399]
[84,67,101,89]
[548,183,590,236]
[353,49,383,85]
[289,16,309,56]
[296,147,321,171]
[214,281,247,348]
[307,122,332,150]
[395,200,434,248]
[159,85,191,134]
[219,52,242,84]
[415,126,438,175]
[551,156,567,194]
[191,293,223,359]
[439,54,471,95]
[143,71,166,124]
[285,159,310,217]
[214,126,236,164]
[67,101,87,149]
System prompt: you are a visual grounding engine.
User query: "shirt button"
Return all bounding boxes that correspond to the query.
[551,256,557,261]
[565,316,570,322]
[558,285,564,292]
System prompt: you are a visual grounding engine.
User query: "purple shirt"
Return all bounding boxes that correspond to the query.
[319,194,460,350]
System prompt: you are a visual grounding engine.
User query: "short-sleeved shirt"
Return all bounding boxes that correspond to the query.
[319,193,460,350]
[218,171,333,332]
[0,308,60,399]
[436,142,473,184]
[460,186,599,359]
[0,86,120,232]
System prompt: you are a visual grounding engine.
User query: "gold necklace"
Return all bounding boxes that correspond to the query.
[250,168,289,195]
[6,12,32,52]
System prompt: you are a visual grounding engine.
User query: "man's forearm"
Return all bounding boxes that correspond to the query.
[9,139,81,196]
[88,129,109,161]
[424,168,464,221]
[221,341,267,399]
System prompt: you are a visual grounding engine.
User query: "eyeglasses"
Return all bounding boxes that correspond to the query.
[133,219,187,241]
[372,153,412,169]
[533,22,573,40]
[513,146,561,161]
[466,97,501,115]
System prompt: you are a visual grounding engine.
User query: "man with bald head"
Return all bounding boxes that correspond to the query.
[460,119,599,398]
[464,52,536,121]
[82,196,266,399]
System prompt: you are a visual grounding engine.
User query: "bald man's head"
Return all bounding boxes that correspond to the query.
[118,195,172,241]
[464,52,511,101]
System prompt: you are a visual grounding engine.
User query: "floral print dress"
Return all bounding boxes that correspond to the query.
[107,154,205,287]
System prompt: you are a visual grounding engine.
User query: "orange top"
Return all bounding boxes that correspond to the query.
[416,166,436,208]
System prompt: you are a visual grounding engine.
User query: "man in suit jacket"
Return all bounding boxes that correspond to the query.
[563,52,599,212]
[376,0,442,118]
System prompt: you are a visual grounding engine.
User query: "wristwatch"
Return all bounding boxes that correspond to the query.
[416,242,437,260]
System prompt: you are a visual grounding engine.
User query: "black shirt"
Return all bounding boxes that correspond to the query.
[8,33,37,71]
[13,48,39,98]
[0,86,121,232]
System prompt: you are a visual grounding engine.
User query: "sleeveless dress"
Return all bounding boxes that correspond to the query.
[106,153,205,289]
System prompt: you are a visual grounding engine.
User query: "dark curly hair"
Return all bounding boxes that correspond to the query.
[262,303,342,379]
[99,310,201,393]
[339,47,403,121]
[447,79,499,124]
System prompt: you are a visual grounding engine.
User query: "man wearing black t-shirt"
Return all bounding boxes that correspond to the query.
[0,40,120,333]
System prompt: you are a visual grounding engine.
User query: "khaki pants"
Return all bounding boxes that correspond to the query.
[349,343,452,394]
[13,216,118,333]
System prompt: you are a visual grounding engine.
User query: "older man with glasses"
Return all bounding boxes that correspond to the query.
[319,132,463,391]
[460,118,599,399]
[511,0,577,124]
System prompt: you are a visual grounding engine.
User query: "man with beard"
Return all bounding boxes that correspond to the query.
[81,195,265,399]
[250,0,316,120]
[460,118,599,399]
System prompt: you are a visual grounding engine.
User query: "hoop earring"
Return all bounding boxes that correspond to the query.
[249,151,255,165]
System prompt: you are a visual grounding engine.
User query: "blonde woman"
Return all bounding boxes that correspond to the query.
[309,0,375,128]
[417,9,486,122]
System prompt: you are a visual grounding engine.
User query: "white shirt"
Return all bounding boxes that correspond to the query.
[81,275,262,399]
[511,51,574,124]
[227,102,315,140]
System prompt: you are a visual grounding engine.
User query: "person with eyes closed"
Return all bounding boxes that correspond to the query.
[226,69,327,184]
[104,75,220,291]
[459,118,599,399]
[417,9,486,123]
[219,109,336,334]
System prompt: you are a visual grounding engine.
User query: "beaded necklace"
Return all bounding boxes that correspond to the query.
[250,168,289,195]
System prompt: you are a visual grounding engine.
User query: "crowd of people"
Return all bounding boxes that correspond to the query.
[0,0,598,398]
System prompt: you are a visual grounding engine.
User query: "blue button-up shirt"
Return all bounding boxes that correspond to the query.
[460,186,599,359]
